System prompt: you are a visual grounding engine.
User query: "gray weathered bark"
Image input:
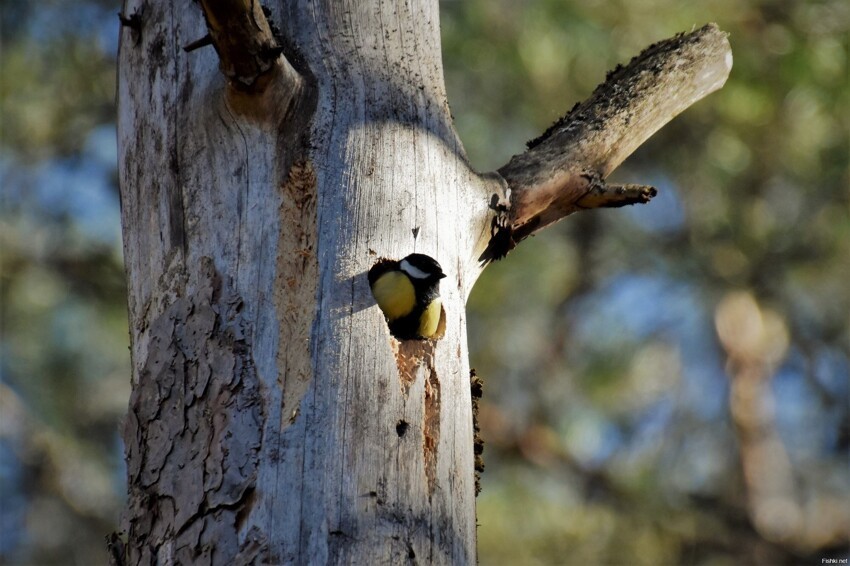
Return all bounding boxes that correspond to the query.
[115,1,730,563]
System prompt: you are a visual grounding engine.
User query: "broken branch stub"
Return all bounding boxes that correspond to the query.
[194,0,301,92]
[485,23,732,260]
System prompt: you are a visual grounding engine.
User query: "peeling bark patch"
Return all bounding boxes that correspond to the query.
[393,340,433,395]
[470,369,485,497]
[393,340,440,494]
[275,161,318,429]
[122,258,265,565]
[423,362,441,495]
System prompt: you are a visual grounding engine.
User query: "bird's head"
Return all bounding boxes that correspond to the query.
[399,253,446,284]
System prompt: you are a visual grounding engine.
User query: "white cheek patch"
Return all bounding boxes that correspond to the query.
[400,259,429,279]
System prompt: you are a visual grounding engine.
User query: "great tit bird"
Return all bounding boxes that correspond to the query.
[368,253,446,340]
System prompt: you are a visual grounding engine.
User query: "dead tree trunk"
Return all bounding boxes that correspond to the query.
[115,0,730,563]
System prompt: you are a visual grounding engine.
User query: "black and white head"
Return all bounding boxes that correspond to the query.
[399,253,446,284]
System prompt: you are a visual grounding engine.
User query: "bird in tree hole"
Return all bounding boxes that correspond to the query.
[368,253,446,340]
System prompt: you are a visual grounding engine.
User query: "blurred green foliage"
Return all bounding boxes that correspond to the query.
[443,0,849,564]
[1,0,847,564]
[1,2,128,564]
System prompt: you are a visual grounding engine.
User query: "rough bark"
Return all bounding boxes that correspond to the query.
[118,0,487,563]
[116,0,730,563]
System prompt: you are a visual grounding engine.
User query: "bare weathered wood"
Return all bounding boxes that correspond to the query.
[487,24,732,259]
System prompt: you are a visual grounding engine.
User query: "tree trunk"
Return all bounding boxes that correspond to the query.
[115,0,730,563]
[118,0,488,563]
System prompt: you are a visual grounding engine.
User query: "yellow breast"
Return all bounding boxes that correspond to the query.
[418,297,442,338]
[370,271,416,320]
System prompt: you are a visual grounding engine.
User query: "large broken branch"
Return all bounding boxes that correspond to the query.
[191,0,302,93]
[483,23,732,261]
